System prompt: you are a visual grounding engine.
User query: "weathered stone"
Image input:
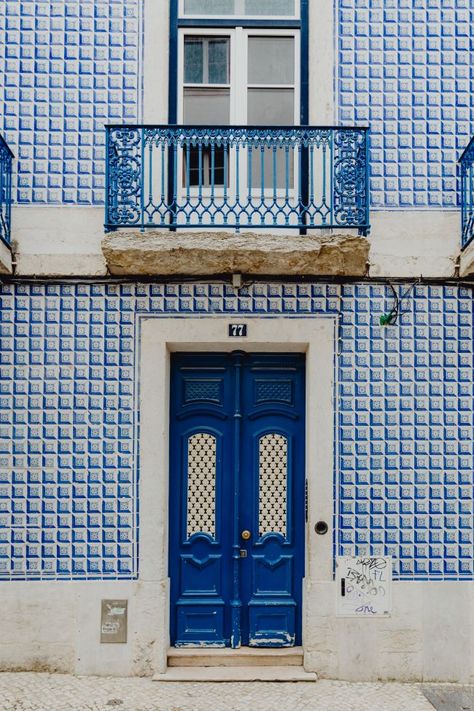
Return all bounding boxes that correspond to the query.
[102,230,370,277]
[459,239,474,277]
[0,238,12,274]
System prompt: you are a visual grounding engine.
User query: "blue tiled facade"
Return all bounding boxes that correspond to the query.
[1,0,473,208]
[0,282,472,581]
[0,0,140,204]
[338,0,474,208]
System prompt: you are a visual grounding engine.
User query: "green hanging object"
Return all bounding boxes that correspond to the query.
[380,312,396,326]
[379,279,421,327]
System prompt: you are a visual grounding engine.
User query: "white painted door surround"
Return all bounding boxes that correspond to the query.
[139,315,335,669]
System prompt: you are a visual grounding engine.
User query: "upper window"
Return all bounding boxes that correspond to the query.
[183,36,231,124]
[181,0,298,19]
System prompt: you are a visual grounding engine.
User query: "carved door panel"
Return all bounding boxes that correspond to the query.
[169,352,305,647]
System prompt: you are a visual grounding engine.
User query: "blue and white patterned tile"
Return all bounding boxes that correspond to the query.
[0,0,140,204]
[338,0,474,209]
[337,283,474,579]
[0,281,473,580]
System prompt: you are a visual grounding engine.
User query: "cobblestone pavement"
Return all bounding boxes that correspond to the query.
[0,673,438,711]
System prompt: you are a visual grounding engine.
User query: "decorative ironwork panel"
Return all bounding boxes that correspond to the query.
[105,125,370,233]
[333,129,368,230]
[187,433,217,538]
[460,137,474,248]
[259,434,288,537]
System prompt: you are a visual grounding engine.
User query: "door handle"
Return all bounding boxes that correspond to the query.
[241,530,251,541]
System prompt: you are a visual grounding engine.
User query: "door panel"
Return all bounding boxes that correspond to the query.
[239,355,305,646]
[170,356,234,646]
[169,352,305,648]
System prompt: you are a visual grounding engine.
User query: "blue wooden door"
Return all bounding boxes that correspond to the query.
[169,352,305,648]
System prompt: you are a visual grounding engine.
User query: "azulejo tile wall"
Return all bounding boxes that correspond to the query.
[0,0,140,204]
[338,283,473,579]
[0,281,472,580]
[338,0,474,208]
[1,0,473,210]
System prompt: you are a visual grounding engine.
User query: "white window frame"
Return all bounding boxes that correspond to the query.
[178,0,300,21]
[177,27,301,209]
[178,28,300,126]
[178,27,236,125]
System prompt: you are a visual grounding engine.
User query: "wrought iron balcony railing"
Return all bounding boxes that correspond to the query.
[105,125,370,235]
[0,133,13,246]
[460,136,474,249]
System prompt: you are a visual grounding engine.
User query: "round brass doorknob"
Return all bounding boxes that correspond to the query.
[241,530,251,540]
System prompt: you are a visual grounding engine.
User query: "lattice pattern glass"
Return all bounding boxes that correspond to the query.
[259,434,288,537]
[187,433,217,538]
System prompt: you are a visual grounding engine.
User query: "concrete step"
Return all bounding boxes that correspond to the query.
[167,646,304,668]
[154,665,317,682]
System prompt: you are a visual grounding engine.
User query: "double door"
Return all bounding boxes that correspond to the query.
[169,352,305,648]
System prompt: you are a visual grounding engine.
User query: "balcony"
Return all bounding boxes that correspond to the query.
[458,136,474,277]
[0,133,13,247]
[105,125,369,235]
[460,136,474,250]
[103,125,370,277]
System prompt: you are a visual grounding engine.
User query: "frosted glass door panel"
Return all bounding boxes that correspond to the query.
[249,148,294,190]
[248,37,295,85]
[248,89,294,126]
[183,0,296,16]
[245,0,295,14]
[184,0,235,15]
[184,89,230,124]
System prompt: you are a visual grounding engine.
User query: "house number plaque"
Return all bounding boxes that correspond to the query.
[228,324,247,337]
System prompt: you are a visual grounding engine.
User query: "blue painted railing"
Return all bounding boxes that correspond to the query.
[460,136,474,249]
[105,125,370,235]
[0,134,13,246]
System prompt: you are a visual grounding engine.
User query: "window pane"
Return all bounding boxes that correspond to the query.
[184,88,230,124]
[184,37,229,85]
[248,88,294,125]
[248,37,294,85]
[184,147,227,188]
[184,0,235,15]
[208,40,230,84]
[184,39,204,84]
[245,0,295,15]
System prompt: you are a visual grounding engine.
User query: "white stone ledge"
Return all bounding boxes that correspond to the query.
[102,229,370,277]
[6,205,469,279]
[368,210,460,278]
[11,205,106,277]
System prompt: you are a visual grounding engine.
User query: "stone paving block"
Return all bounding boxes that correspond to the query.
[421,684,474,711]
[0,673,436,711]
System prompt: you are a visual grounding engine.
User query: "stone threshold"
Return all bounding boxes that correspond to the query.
[153,666,317,682]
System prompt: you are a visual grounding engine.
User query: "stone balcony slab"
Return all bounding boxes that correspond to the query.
[102,230,370,277]
[0,238,12,274]
[459,239,474,277]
